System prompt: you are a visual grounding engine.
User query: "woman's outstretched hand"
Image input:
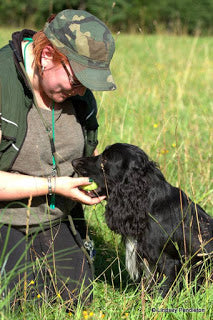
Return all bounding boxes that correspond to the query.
[56,176,105,205]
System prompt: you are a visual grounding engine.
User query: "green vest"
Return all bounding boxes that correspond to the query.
[0,45,98,171]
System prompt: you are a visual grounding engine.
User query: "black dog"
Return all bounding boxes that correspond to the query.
[72,143,213,296]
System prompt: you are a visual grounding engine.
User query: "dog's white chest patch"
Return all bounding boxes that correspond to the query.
[125,237,139,281]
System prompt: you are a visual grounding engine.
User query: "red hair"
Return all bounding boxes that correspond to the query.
[32,15,69,75]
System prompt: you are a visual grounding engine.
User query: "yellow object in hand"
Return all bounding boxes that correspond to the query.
[81,181,98,191]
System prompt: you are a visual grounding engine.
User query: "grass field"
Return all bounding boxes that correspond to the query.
[0,28,213,319]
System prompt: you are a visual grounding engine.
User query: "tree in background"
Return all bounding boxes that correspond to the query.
[0,0,213,35]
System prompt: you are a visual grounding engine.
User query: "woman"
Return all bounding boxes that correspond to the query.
[0,9,116,309]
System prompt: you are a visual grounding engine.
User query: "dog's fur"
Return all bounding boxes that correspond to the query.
[72,143,213,295]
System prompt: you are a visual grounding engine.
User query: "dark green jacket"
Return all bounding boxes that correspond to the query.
[0,30,98,171]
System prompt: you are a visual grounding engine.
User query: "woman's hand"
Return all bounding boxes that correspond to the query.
[0,171,105,205]
[55,176,105,205]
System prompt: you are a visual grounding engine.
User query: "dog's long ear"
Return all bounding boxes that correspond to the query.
[105,167,149,237]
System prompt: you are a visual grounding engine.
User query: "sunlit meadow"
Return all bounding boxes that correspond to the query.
[0,29,212,319]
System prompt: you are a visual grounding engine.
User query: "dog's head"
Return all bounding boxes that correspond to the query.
[72,143,161,197]
[72,143,164,235]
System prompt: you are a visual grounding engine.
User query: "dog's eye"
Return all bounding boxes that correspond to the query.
[101,158,107,165]
[100,158,108,170]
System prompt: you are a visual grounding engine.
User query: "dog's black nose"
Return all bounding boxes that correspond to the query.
[72,158,84,168]
[72,158,86,175]
[72,159,79,168]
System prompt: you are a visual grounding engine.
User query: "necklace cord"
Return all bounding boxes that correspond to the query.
[22,38,61,209]
[49,102,57,209]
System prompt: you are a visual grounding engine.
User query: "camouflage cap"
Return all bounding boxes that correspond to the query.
[44,9,116,91]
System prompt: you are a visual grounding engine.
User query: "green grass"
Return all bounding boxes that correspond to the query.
[0,28,213,319]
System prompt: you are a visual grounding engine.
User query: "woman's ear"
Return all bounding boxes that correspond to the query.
[41,45,54,69]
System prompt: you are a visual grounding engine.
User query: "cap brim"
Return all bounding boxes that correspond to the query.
[69,60,116,91]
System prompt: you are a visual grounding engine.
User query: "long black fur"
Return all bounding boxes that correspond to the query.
[72,143,213,296]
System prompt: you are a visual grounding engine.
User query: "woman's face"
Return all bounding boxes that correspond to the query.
[40,47,86,102]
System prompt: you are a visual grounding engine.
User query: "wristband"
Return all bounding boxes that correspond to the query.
[47,176,53,195]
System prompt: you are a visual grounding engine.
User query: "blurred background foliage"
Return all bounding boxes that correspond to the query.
[0,0,213,35]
